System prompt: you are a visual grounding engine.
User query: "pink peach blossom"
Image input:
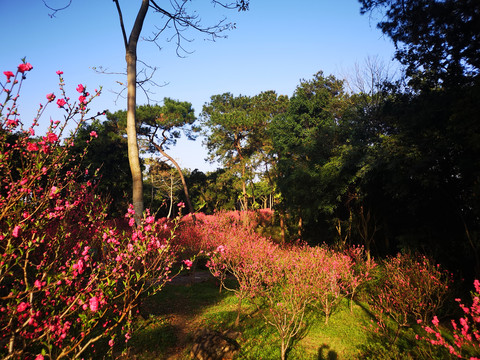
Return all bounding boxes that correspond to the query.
[57,98,66,108]
[145,215,155,224]
[18,62,33,73]
[27,142,39,151]
[12,225,20,238]
[3,70,14,82]
[17,302,28,312]
[89,296,99,312]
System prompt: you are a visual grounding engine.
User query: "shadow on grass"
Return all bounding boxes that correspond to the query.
[352,300,453,359]
[125,317,177,359]
[118,271,235,358]
[140,271,231,318]
[317,344,338,360]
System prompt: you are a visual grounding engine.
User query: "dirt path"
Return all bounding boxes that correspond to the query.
[143,272,216,359]
[163,312,196,359]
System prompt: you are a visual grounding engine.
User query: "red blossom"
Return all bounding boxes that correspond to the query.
[17,302,28,312]
[76,84,84,93]
[26,142,39,152]
[45,132,58,144]
[145,215,155,224]
[17,62,33,73]
[56,70,63,75]
[6,119,18,127]
[3,71,14,82]
[46,93,55,102]
[57,98,66,108]
[12,225,21,238]
[89,297,99,312]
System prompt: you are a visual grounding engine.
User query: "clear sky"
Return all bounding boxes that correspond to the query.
[1,0,397,172]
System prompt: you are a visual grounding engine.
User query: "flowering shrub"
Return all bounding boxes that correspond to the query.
[198,212,276,327]
[418,279,480,359]
[303,246,353,324]
[202,214,369,360]
[368,252,452,345]
[0,62,178,359]
[342,245,376,312]
[253,247,314,360]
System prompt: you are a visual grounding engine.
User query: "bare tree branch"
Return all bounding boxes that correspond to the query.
[113,0,129,49]
[212,0,249,11]
[42,0,72,17]
[146,0,236,57]
[43,0,250,218]
[93,60,168,105]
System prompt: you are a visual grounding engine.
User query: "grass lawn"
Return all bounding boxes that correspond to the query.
[115,271,377,359]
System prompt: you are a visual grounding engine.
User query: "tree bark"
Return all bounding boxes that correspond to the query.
[279,210,286,243]
[241,163,247,211]
[115,0,149,223]
[126,51,144,223]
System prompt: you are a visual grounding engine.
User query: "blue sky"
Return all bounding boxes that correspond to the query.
[1,0,397,172]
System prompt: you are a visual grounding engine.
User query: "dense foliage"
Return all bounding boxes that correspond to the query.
[0,65,180,359]
[3,1,478,357]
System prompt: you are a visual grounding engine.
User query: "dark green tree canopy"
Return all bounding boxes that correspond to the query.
[70,118,131,215]
[359,0,480,88]
[271,72,352,222]
[201,91,288,210]
[109,99,197,214]
[109,99,196,151]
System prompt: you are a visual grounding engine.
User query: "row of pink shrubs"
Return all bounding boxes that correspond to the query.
[169,210,480,359]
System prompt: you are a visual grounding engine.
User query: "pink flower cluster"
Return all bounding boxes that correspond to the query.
[419,279,480,358]
[0,62,177,359]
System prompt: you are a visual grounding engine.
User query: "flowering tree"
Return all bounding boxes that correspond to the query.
[368,252,453,345]
[202,212,276,326]
[302,246,353,325]
[0,63,178,359]
[342,245,376,312]
[203,216,368,359]
[253,247,320,360]
[419,279,480,359]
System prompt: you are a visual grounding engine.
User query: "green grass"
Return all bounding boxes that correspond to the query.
[115,272,382,360]
[124,316,177,359]
[106,270,456,359]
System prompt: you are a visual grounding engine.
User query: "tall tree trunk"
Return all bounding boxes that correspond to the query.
[167,173,174,218]
[279,210,286,243]
[241,163,247,211]
[115,0,149,224]
[126,50,144,223]
[298,214,303,237]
